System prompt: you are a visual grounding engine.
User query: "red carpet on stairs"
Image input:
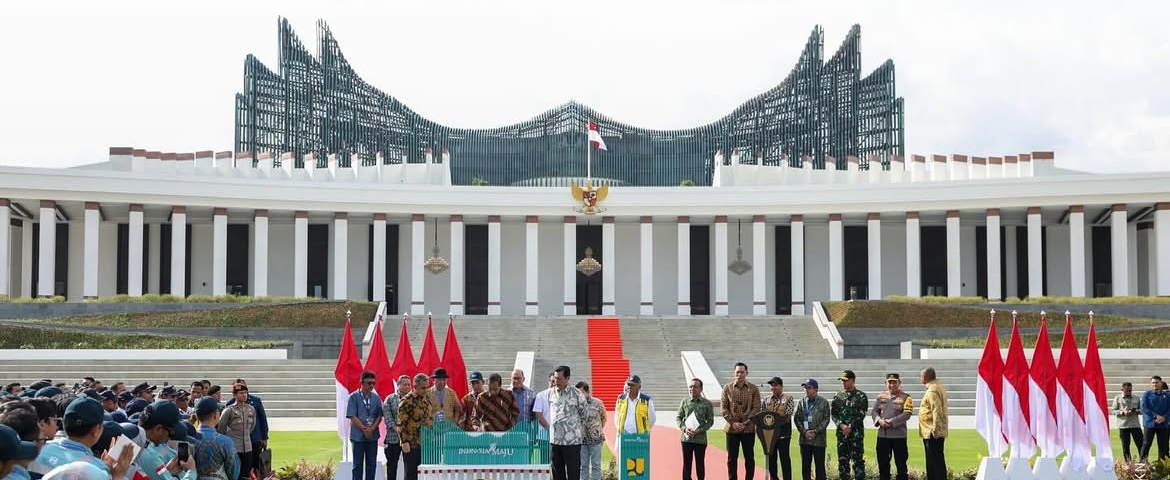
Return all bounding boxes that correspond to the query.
[586,317,629,409]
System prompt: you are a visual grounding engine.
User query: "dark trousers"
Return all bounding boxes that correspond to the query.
[1119,427,1144,461]
[351,441,378,480]
[798,444,826,480]
[922,437,947,480]
[727,432,756,480]
[236,453,253,480]
[1141,427,1170,462]
[403,445,422,480]
[766,436,792,480]
[682,442,707,480]
[251,442,264,478]
[875,437,908,480]
[550,444,582,480]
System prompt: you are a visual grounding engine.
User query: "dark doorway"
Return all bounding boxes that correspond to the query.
[226,224,250,295]
[690,225,711,315]
[575,225,602,315]
[1091,226,1112,297]
[30,223,69,297]
[975,226,1008,300]
[307,224,329,298]
[774,226,792,314]
[843,226,869,300]
[920,226,947,296]
[115,224,150,295]
[464,225,489,315]
[366,224,399,312]
[158,224,193,297]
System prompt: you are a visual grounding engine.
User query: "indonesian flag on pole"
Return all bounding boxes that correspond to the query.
[418,315,442,382]
[976,312,1009,457]
[588,122,608,151]
[1002,313,1035,458]
[387,316,418,385]
[441,318,469,399]
[1082,316,1113,461]
[334,315,363,443]
[363,316,395,444]
[1029,313,1061,457]
[1056,312,1091,471]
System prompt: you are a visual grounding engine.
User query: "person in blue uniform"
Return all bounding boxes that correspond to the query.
[31,398,134,480]
[0,424,40,479]
[135,401,197,480]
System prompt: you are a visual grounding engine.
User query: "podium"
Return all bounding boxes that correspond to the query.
[619,433,651,480]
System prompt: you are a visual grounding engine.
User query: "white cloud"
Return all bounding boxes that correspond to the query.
[0,0,1166,173]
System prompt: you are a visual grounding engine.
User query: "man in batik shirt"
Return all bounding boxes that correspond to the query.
[547,366,588,480]
[576,382,606,480]
[397,374,433,480]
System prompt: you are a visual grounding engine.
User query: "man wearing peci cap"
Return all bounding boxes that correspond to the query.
[614,374,657,463]
[869,374,912,480]
[831,370,868,480]
[136,401,197,480]
[427,369,462,426]
[761,377,795,480]
[460,372,486,432]
[0,424,40,479]
[794,379,830,480]
[31,398,135,480]
[194,397,238,480]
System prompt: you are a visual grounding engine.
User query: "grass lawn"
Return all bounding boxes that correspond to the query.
[824,301,1151,329]
[928,324,1170,348]
[706,429,1125,474]
[32,301,375,329]
[0,325,281,349]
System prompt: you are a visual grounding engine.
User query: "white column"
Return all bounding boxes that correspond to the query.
[602,217,616,315]
[1027,207,1044,298]
[127,205,144,297]
[449,215,465,315]
[487,216,502,315]
[212,208,228,296]
[37,201,56,297]
[1156,203,1170,296]
[563,216,576,315]
[253,210,269,297]
[791,215,806,315]
[1005,226,1018,298]
[640,216,654,315]
[333,212,348,300]
[752,215,767,315]
[867,213,882,299]
[906,212,921,297]
[676,216,691,315]
[1069,206,1087,297]
[713,216,729,316]
[987,209,1002,301]
[828,214,844,300]
[21,219,32,297]
[293,211,308,298]
[410,214,425,315]
[525,216,539,315]
[83,202,100,299]
[0,199,8,298]
[1110,204,1129,296]
[170,206,187,297]
[371,213,386,302]
[946,210,961,297]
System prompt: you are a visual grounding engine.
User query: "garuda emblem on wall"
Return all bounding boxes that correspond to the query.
[570,182,609,215]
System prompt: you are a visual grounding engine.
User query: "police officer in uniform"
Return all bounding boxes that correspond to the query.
[869,374,912,480]
[831,370,868,480]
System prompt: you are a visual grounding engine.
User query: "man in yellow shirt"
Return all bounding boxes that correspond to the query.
[918,368,948,480]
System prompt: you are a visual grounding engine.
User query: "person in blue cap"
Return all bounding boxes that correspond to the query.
[98,392,127,424]
[125,384,155,417]
[90,422,124,458]
[135,401,196,480]
[30,398,134,480]
[0,401,42,480]
[192,397,238,480]
[0,424,40,479]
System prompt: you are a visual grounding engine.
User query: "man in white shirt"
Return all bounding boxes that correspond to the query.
[531,372,556,464]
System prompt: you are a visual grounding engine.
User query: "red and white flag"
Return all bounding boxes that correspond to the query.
[1002,314,1035,458]
[1082,317,1112,461]
[417,315,442,382]
[588,122,608,151]
[1056,313,1090,471]
[364,316,395,443]
[334,315,363,443]
[976,313,1009,457]
[1029,313,1061,457]
[441,318,469,399]
[387,317,418,385]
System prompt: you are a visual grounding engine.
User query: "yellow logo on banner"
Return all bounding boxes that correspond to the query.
[625,457,645,477]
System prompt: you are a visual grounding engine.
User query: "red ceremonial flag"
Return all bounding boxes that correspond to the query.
[334,316,363,442]
[588,121,608,151]
[388,317,418,383]
[975,312,1008,456]
[1082,317,1112,461]
[1002,313,1035,458]
[1056,313,1090,471]
[363,316,395,444]
[1028,313,1061,457]
[441,318,469,399]
[418,315,442,382]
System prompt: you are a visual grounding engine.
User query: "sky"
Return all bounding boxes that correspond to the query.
[1,0,1167,173]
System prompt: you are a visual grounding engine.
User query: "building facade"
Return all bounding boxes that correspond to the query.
[1,149,1167,316]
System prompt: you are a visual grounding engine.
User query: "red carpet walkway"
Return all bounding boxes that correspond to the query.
[604,412,768,480]
[586,317,628,409]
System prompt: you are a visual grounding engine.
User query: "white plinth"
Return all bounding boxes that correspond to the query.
[1086,457,1116,480]
[1005,457,1035,480]
[1059,457,1091,480]
[976,457,1008,480]
[1032,457,1060,479]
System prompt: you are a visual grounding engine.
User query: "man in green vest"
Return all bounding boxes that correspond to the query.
[614,375,656,462]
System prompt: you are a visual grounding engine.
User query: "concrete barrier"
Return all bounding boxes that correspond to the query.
[513,351,535,389]
[680,351,722,407]
[0,349,288,360]
[812,302,845,359]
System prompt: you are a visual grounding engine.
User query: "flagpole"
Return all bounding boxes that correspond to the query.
[586,131,592,186]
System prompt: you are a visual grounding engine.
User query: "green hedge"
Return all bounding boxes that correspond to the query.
[824,301,1150,328]
[883,294,1170,305]
[35,301,378,329]
[0,325,282,349]
[926,325,1170,349]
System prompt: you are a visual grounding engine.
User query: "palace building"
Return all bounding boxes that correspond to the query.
[0,20,1167,315]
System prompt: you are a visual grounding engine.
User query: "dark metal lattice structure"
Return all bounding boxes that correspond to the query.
[235,19,904,186]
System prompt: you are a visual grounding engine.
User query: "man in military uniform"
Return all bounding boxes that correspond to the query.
[869,373,912,480]
[831,370,868,480]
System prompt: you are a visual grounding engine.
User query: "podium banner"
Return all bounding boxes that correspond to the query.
[619,433,651,480]
[753,411,781,455]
